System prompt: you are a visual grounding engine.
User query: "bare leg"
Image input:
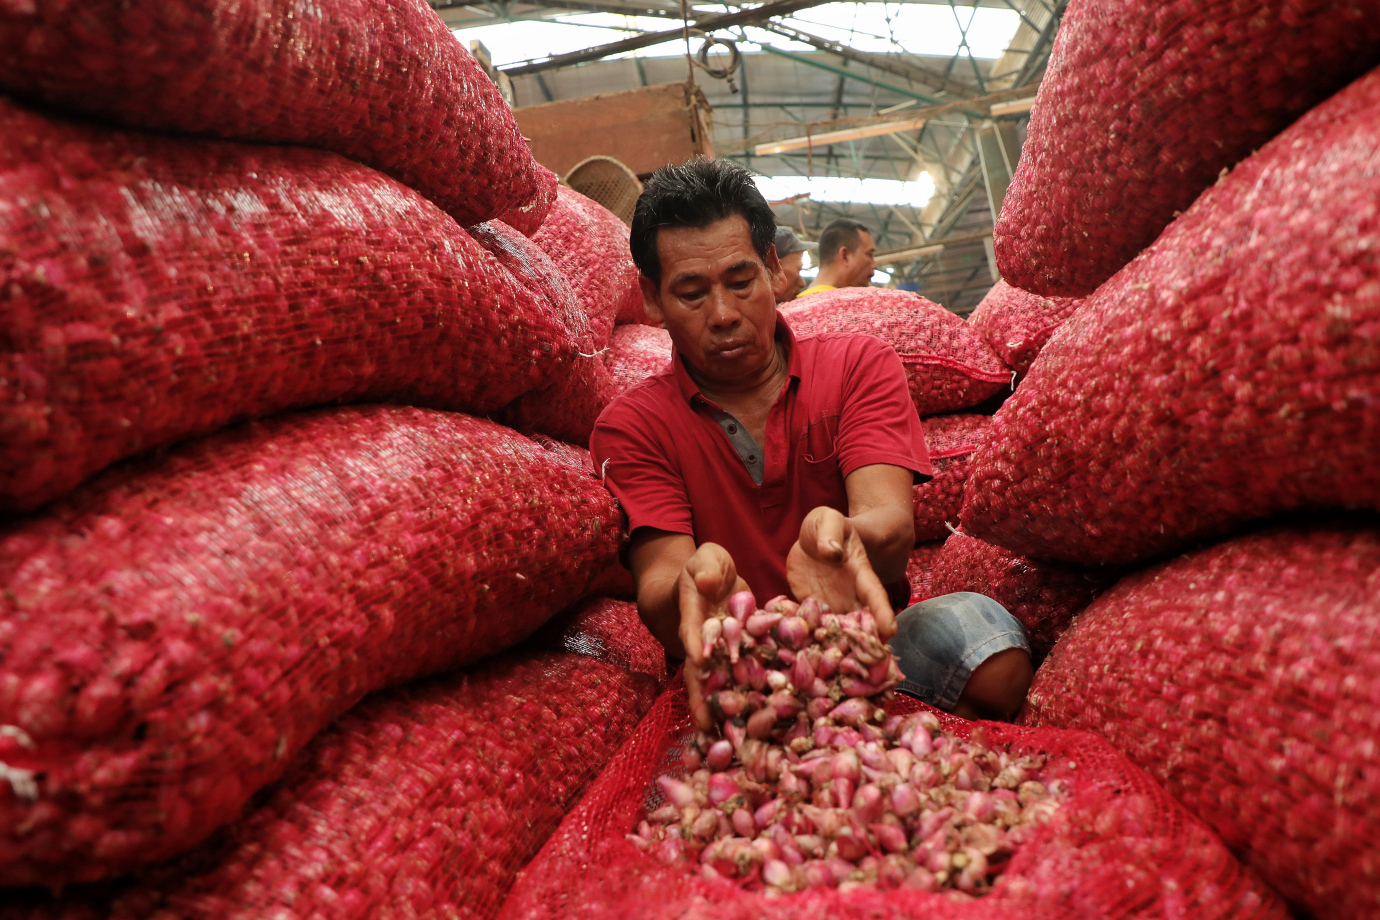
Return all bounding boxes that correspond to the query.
[950,647,1033,722]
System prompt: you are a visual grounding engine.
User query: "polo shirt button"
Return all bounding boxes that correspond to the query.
[728,424,737,433]
[748,455,757,462]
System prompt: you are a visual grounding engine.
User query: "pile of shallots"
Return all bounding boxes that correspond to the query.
[628,592,1062,895]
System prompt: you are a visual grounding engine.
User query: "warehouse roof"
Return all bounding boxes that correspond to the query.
[435,0,1064,312]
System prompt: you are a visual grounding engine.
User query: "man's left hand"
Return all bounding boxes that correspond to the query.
[786,506,896,639]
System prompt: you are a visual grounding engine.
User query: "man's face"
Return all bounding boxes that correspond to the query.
[640,216,783,389]
[777,251,806,303]
[843,230,878,287]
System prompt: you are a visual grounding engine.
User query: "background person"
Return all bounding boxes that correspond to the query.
[796,217,877,298]
[589,158,1032,730]
[773,226,811,303]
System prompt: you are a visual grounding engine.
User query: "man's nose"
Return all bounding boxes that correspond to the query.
[707,288,741,329]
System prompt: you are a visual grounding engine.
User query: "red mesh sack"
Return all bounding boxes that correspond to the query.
[906,540,946,605]
[532,597,667,688]
[0,0,551,229]
[471,220,618,447]
[1022,522,1380,918]
[994,0,1380,296]
[924,533,1115,662]
[961,66,1380,566]
[0,98,576,514]
[605,324,673,396]
[497,164,560,239]
[616,292,654,326]
[0,405,623,886]
[914,415,990,542]
[2,642,661,919]
[965,282,1083,376]
[780,290,1010,415]
[532,187,643,349]
[498,680,1285,920]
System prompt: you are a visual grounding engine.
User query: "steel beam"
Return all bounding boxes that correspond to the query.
[755,22,976,100]
[500,0,830,75]
[757,45,941,105]
[1012,0,1066,85]
[975,122,1013,218]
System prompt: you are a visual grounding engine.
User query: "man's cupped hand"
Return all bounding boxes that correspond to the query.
[787,506,896,640]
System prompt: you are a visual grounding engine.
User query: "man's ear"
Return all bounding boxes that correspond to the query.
[638,274,666,324]
[765,243,787,299]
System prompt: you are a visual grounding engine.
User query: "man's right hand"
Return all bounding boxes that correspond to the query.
[678,542,750,733]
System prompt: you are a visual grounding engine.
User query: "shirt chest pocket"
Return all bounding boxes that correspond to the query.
[801,414,840,465]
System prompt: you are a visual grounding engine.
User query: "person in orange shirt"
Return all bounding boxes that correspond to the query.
[796,218,877,298]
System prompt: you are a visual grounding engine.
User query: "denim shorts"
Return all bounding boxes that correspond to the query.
[888,592,1030,711]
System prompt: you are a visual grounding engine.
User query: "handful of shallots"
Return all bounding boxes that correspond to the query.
[629,592,1061,895]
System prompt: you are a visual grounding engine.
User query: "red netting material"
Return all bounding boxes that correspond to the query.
[616,294,655,326]
[498,679,1285,920]
[497,164,560,238]
[532,186,643,350]
[0,405,623,886]
[905,541,947,606]
[965,282,1083,377]
[2,646,661,920]
[523,436,635,600]
[914,415,990,542]
[0,0,551,229]
[470,220,617,447]
[1022,522,1380,918]
[994,0,1380,296]
[532,597,668,687]
[780,290,1010,415]
[961,66,1380,566]
[922,533,1115,663]
[0,97,575,514]
[605,324,673,396]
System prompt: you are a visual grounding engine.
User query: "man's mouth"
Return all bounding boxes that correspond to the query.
[712,340,751,359]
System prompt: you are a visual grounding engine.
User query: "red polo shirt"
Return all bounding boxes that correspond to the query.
[590,316,931,605]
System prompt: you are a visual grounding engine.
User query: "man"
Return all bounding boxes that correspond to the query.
[590,159,1032,730]
[795,217,877,298]
[773,226,810,303]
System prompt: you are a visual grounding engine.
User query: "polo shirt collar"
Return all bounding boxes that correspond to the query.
[672,313,802,406]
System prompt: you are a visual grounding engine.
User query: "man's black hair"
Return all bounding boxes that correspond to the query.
[817,218,871,266]
[630,158,777,285]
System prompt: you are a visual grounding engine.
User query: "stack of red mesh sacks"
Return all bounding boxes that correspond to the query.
[1,597,667,919]
[0,407,629,891]
[961,66,1380,566]
[0,0,645,905]
[0,97,577,512]
[1020,523,1380,918]
[0,0,555,231]
[993,0,1380,296]
[953,46,1380,920]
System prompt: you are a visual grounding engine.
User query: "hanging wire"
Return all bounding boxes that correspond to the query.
[695,36,740,79]
[679,0,696,88]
